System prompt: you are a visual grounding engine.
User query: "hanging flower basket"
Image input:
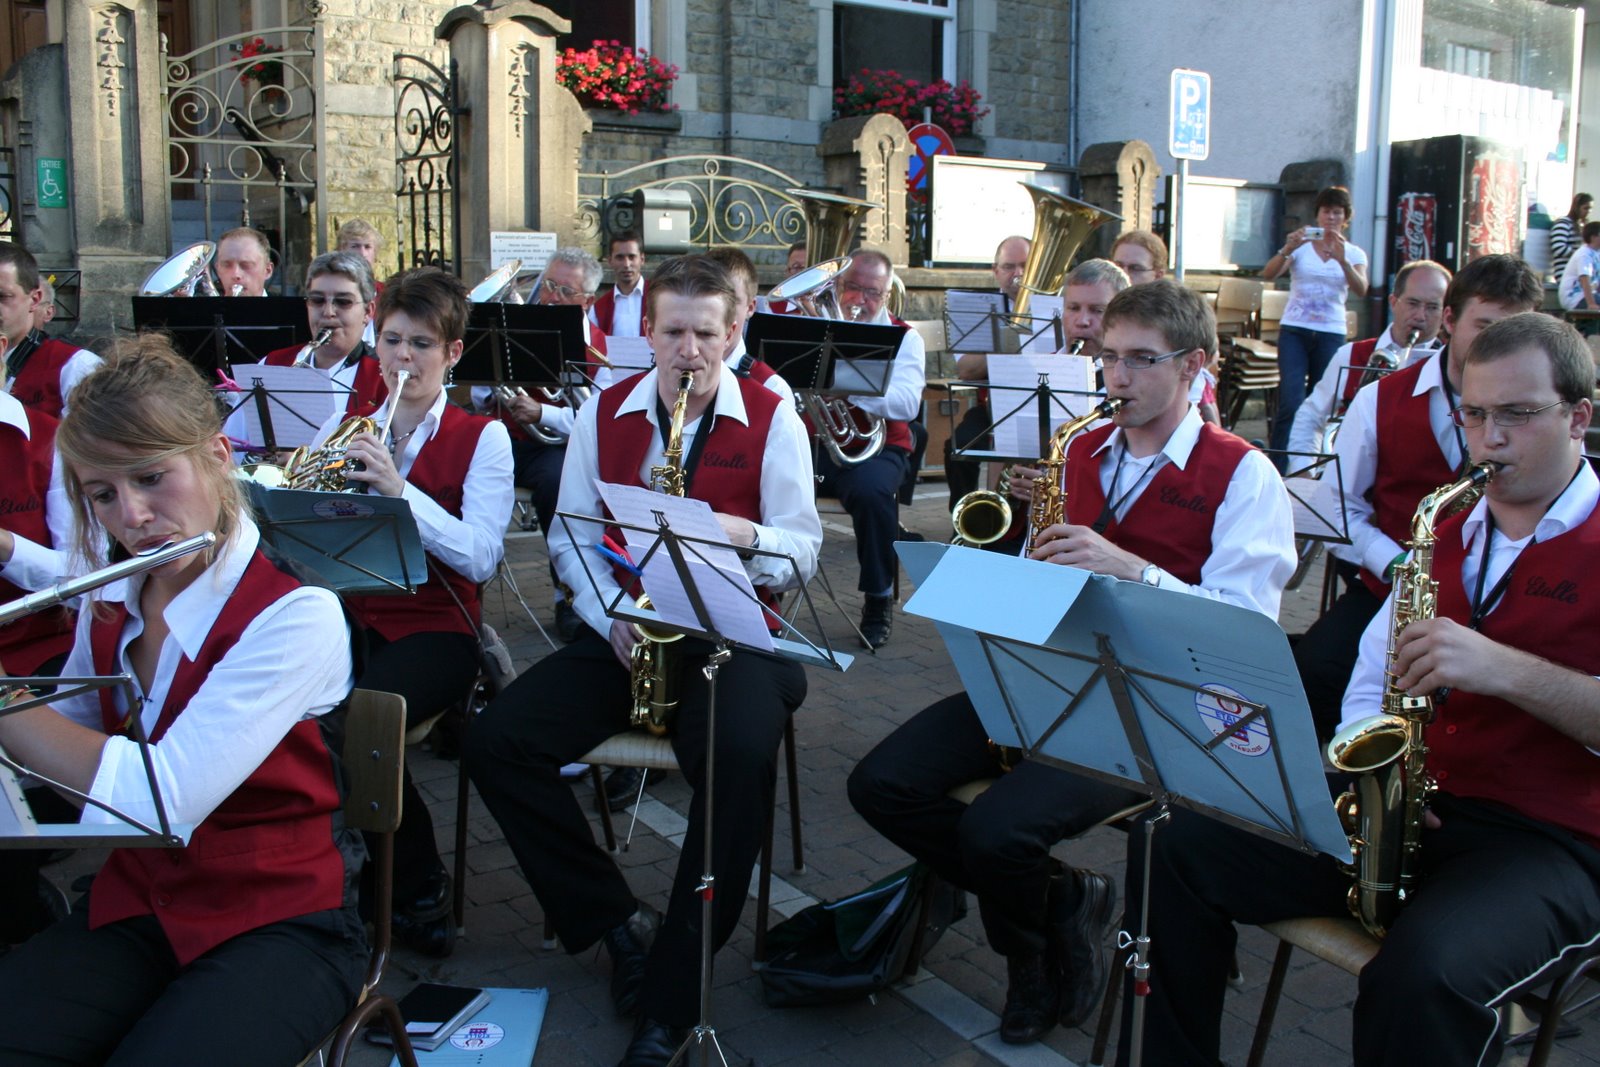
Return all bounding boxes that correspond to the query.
[833,68,989,137]
[556,40,679,116]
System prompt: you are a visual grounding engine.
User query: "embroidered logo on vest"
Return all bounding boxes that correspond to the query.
[700,450,750,470]
[1158,486,1212,514]
[1525,576,1579,604]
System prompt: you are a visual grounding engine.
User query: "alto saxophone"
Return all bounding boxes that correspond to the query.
[1327,461,1496,937]
[629,371,694,735]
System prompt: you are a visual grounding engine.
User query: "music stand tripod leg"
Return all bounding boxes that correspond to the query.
[666,643,733,1067]
[1121,801,1171,1067]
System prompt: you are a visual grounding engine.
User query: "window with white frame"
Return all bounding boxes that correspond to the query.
[833,0,956,90]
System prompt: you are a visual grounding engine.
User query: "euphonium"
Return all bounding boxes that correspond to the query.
[1327,461,1496,937]
[629,371,694,736]
[491,384,564,445]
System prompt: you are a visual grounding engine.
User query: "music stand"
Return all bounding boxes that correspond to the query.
[223,364,350,453]
[943,289,1064,355]
[457,302,580,390]
[896,542,1349,1067]
[744,311,903,399]
[557,497,849,1067]
[946,359,1101,465]
[1268,448,1352,548]
[244,484,427,595]
[132,296,309,377]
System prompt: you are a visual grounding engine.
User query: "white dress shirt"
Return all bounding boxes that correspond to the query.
[602,284,645,339]
[726,336,797,410]
[51,518,354,827]
[552,363,823,638]
[312,389,512,583]
[1342,461,1600,739]
[847,306,926,423]
[1287,325,1439,456]
[0,391,75,590]
[1328,350,1465,575]
[1083,406,1297,618]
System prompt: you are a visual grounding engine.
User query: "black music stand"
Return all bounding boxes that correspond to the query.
[131,295,308,377]
[1266,448,1352,547]
[223,364,351,453]
[943,290,1064,355]
[457,302,581,390]
[557,501,848,1067]
[745,311,903,397]
[946,372,1101,464]
[244,484,427,595]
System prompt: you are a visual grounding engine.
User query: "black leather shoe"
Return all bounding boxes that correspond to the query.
[392,909,458,958]
[599,765,647,814]
[555,599,583,644]
[1050,868,1116,1028]
[400,869,453,923]
[616,1015,688,1066]
[999,949,1061,1044]
[859,594,893,650]
[602,903,661,1017]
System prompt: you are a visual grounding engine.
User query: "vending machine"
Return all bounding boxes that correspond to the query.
[1387,135,1522,276]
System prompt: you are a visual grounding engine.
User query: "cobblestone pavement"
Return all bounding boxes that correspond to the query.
[289,431,1600,1066]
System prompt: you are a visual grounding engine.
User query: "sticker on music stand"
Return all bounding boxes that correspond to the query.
[1195,683,1271,757]
[311,498,377,519]
[451,1021,504,1050]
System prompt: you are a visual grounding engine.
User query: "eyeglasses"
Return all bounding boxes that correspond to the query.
[540,279,590,301]
[378,333,443,354]
[1114,262,1158,277]
[1450,400,1569,428]
[305,293,360,310]
[1099,348,1189,371]
[840,281,886,302]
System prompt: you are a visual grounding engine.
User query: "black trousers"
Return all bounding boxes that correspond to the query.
[815,445,908,595]
[0,905,365,1067]
[465,628,807,1025]
[358,629,480,901]
[848,692,1140,957]
[511,437,567,594]
[1292,580,1385,743]
[1115,796,1600,1067]
[944,402,991,509]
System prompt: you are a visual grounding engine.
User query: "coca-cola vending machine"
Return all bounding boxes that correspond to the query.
[1387,135,1522,277]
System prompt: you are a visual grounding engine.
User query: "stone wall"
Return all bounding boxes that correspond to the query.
[987,0,1072,151]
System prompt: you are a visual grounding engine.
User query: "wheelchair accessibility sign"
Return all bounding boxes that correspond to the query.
[37,158,67,209]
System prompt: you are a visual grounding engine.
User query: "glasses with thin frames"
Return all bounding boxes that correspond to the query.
[840,280,886,302]
[1099,348,1188,371]
[378,333,443,354]
[541,279,589,301]
[1450,400,1569,428]
[305,293,360,310]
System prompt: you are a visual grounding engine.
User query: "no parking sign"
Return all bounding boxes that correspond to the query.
[906,122,956,204]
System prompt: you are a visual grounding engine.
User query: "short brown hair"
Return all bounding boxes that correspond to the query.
[1314,186,1354,219]
[609,230,643,253]
[217,227,271,257]
[1110,230,1167,269]
[376,267,469,342]
[703,246,758,299]
[646,255,738,325]
[0,240,41,292]
[1101,279,1216,357]
[1465,312,1595,406]
[1443,254,1542,319]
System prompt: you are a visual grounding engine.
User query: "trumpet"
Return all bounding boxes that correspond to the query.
[230,284,243,297]
[292,328,335,368]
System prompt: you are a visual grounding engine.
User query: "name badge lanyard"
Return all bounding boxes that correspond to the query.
[1091,444,1164,535]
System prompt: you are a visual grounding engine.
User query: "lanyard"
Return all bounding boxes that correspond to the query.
[654,395,713,498]
[1091,444,1164,534]
[1437,351,1469,474]
[1467,462,1582,630]
[3,329,42,381]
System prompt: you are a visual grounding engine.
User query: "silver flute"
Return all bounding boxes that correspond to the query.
[0,534,217,628]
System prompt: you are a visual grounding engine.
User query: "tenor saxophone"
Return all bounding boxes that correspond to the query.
[1327,461,1496,937]
[628,371,694,735]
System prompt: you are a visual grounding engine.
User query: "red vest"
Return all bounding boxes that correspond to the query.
[343,402,489,640]
[494,323,608,444]
[1065,422,1253,586]
[592,283,647,336]
[595,373,780,611]
[1428,502,1600,848]
[87,550,349,966]
[1337,337,1381,411]
[8,336,84,419]
[1360,352,1460,595]
[0,410,73,673]
[263,343,389,416]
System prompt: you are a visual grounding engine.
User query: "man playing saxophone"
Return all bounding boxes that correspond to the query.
[466,255,820,1067]
[1119,311,1600,1067]
[850,281,1294,1046]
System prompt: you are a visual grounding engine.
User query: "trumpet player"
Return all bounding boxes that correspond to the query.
[814,250,926,648]
[0,242,102,419]
[466,256,819,1067]
[311,268,513,958]
[1295,256,1540,741]
[850,282,1293,1047]
[213,227,274,297]
[261,252,387,415]
[1121,312,1600,1067]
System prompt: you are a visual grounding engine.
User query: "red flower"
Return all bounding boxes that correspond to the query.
[556,39,678,113]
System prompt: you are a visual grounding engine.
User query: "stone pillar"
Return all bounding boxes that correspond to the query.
[817,114,910,265]
[438,1,590,284]
[1077,139,1161,261]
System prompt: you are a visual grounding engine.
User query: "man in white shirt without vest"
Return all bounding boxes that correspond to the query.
[591,230,647,339]
[850,280,1295,1047]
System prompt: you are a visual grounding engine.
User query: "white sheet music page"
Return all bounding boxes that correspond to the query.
[605,337,655,374]
[986,353,1097,459]
[235,363,343,449]
[944,289,1006,353]
[1019,294,1064,354]
[595,481,775,651]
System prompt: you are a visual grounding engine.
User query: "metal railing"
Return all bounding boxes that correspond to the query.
[0,147,15,241]
[393,53,461,274]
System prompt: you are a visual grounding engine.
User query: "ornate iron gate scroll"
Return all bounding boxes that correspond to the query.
[392,54,460,274]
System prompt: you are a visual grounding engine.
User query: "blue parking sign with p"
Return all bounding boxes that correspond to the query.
[1170,69,1211,161]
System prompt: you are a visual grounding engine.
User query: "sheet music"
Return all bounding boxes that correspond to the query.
[596,482,774,651]
[1019,295,1064,354]
[234,363,344,449]
[605,336,655,374]
[986,354,1098,459]
[1286,470,1346,540]
[944,289,1007,353]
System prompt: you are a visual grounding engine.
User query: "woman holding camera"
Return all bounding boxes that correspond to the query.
[1262,185,1368,461]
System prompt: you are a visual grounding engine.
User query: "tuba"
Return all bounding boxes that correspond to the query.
[140,242,220,297]
[628,371,694,735]
[1327,461,1496,937]
[1011,185,1121,328]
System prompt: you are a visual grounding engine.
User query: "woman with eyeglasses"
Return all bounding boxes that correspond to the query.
[262,251,388,416]
[308,267,513,958]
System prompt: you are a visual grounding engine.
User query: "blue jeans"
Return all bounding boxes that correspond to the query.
[1270,324,1345,464]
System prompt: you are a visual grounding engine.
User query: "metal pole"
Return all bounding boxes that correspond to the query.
[1174,158,1188,283]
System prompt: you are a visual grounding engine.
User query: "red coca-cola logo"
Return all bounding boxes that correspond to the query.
[1394,192,1437,265]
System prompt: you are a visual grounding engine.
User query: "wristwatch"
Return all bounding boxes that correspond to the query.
[1140,563,1161,587]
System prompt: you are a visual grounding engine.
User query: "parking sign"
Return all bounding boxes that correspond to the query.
[1169,69,1211,161]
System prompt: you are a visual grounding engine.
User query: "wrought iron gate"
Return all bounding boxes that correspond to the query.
[392,53,460,274]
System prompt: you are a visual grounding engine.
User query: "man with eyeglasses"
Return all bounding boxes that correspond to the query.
[850,281,1294,1047]
[813,250,927,648]
[1109,230,1167,285]
[1293,254,1541,741]
[261,252,387,415]
[1120,311,1600,1067]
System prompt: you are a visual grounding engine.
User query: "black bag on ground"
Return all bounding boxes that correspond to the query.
[757,862,966,1008]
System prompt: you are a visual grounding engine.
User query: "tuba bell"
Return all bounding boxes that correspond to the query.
[140,242,220,297]
[1011,184,1122,328]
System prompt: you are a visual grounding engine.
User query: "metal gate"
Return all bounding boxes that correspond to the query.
[0,146,14,241]
[392,53,460,274]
